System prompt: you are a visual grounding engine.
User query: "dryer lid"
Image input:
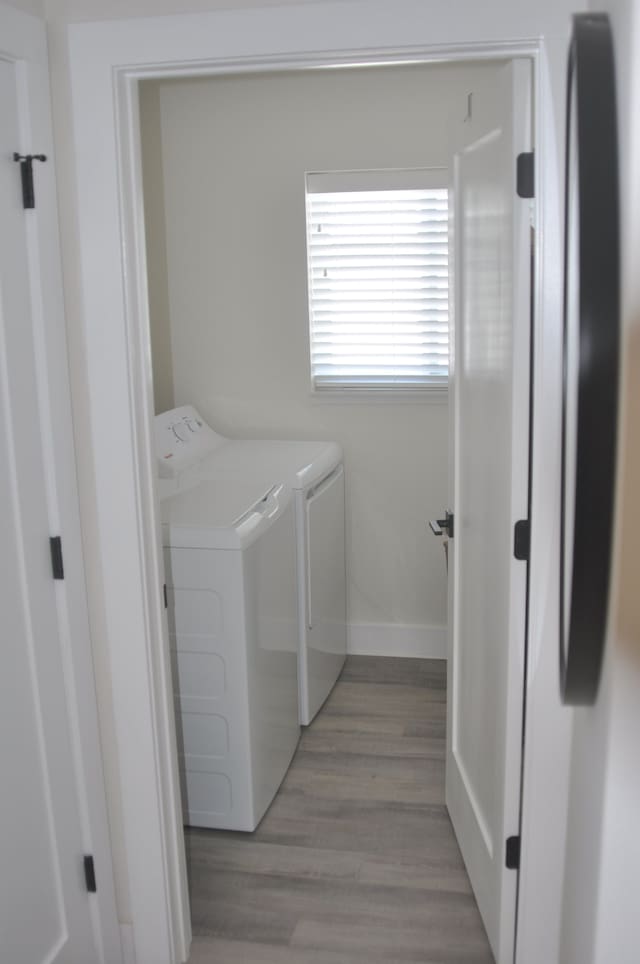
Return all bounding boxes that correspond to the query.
[198,439,343,490]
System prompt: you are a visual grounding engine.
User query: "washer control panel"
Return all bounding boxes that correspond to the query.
[155,405,225,478]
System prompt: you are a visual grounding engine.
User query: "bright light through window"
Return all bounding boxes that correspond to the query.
[305,169,449,393]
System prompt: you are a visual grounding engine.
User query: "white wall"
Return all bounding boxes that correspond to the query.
[140,83,175,415]
[560,3,640,962]
[140,62,495,650]
[44,0,410,20]
[4,0,43,16]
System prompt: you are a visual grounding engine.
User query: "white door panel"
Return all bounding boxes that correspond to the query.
[0,47,107,964]
[447,59,532,963]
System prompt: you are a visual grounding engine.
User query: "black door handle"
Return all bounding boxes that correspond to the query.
[429,510,454,538]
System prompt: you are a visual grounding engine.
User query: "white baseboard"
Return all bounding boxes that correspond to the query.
[120,924,136,964]
[347,622,447,660]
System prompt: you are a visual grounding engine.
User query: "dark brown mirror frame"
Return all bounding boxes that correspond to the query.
[560,13,620,705]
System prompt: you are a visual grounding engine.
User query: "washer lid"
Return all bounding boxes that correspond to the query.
[161,479,292,550]
[199,439,343,490]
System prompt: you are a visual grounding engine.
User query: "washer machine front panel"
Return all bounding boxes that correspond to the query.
[161,476,299,831]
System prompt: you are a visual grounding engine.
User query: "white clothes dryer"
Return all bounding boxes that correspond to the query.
[155,406,347,725]
[160,476,300,831]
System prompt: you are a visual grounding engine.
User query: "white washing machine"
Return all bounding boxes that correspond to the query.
[160,475,300,831]
[155,406,347,725]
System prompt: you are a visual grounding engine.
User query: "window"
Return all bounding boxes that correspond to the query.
[305,169,449,394]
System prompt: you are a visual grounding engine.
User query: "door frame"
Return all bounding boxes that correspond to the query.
[62,5,575,962]
[0,3,122,961]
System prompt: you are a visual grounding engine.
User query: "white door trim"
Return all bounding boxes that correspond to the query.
[62,5,575,961]
[0,3,122,961]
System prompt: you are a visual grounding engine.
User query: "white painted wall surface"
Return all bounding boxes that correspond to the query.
[140,62,494,644]
[4,0,43,17]
[45,0,349,19]
[560,3,640,962]
[44,1,584,960]
[140,83,174,416]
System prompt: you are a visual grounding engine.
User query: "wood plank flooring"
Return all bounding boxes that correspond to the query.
[185,656,493,964]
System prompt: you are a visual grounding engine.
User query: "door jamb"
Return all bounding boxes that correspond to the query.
[117,42,538,963]
[65,13,570,962]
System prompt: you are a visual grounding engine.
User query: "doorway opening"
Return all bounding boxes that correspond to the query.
[135,54,534,964]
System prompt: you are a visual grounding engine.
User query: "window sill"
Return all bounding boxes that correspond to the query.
[308,388,448,405]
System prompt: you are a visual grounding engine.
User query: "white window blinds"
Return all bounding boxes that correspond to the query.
[305,170,449,392]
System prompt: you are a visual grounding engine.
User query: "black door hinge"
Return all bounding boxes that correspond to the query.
[163,583,168,609]
[50,536,64,580]
[514,520,530,561]
[83,855,97,893]
[516,152,534,199]
[506,835,521,870]
[13,152,47,209]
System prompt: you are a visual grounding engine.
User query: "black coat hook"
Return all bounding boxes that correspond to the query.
[13,152,47,209]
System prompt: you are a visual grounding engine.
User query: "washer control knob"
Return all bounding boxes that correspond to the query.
[170,420,190,443]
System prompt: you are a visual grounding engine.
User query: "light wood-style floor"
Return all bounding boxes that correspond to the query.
[185,656,493,964]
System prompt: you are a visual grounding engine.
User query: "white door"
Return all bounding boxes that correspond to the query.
[446,60,532,963]
[0,27,117,964]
